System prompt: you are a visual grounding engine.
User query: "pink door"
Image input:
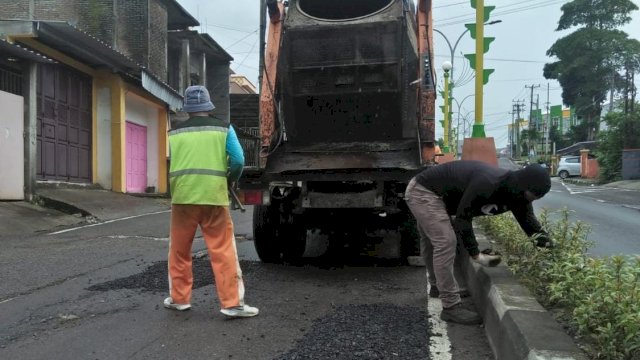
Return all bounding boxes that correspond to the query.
[126,122,147,193]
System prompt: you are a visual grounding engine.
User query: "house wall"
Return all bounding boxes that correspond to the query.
[148,0,168,79]
[0,91,25,200]
[115,0,148,71]
[0,1,112,41]
[0,1,31,19]
[1,0,169,81]
[208,63,230,122]
[125,93,160,191]
[115,0,168,81]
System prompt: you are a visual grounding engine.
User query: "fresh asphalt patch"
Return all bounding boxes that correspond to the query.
[86,259,260,293]
[86,259,433,360]
[273,303,429,360]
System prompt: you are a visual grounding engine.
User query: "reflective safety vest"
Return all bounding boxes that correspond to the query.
[168,116,229,205]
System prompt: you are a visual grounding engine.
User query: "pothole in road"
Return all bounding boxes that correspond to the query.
[273,303,429,360]
[86,259,260,293]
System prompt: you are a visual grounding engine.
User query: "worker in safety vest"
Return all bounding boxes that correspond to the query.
[164,85,258,318]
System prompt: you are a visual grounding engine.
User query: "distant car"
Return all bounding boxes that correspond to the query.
[557,156,581,179]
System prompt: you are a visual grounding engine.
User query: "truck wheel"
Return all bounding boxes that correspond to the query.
[400,213,420,262]
[253,205,282,263]
[281,215,307,264]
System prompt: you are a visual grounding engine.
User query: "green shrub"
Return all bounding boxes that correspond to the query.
[477,210,640,360]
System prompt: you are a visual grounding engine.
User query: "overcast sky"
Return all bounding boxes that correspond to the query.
[176,0,640,149]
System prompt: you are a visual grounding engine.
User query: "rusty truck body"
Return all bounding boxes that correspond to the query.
[240,0,437,263]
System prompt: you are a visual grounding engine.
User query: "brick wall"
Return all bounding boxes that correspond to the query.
[33,0,80,23]
[148,0,167,81]
[0,0,31,18]
[115,0,148,68]
[76,0,115,45]
[1,0,170,82]
[0,0,81,24]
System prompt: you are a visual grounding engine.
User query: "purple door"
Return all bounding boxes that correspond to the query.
[37,63,92,182]
[126,122,147,193]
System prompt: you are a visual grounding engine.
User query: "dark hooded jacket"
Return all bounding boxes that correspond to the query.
[413,160,551,256]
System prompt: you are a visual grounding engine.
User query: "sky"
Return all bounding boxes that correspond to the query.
[176,0,640,149]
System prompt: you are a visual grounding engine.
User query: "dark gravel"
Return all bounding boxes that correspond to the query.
[273,303,429,360]
[87,259,260,293]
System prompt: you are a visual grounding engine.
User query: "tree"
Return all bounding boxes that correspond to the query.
[548,124,570,150]
[543,0,640,141]
[596,105,640,181]
[564,121,590,146]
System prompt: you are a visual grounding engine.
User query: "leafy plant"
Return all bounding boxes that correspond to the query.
[478,210,640,359]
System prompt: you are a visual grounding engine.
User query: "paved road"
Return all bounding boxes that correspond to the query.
[498,156,640,257]
[0,209,493,359]
[536,179,640,257]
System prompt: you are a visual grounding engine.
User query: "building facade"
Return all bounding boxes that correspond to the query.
[0,1,234,200]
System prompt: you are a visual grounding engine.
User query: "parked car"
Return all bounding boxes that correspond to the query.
[557,156,581,179]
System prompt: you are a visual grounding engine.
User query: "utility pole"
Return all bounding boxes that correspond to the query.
[525,84,540,160]
[525,84,540,128]
[545,83,550,159]
[512,99,525,159]
[509,105,516,158]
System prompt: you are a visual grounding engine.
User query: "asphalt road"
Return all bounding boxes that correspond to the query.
[498,155,640,257]
[535,179,640,257]
[0,208,493,359]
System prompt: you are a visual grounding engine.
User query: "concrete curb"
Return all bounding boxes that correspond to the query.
[464,231,588,360]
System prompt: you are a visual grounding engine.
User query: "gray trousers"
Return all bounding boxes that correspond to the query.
[405,178,461,308]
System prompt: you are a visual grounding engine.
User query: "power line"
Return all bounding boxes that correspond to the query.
[434,2,468,9]
[223,29,259,51]
[436,0,566,27]
[233,33,259,73]
[434,54,547,64]
[434,0,542,22]
[200,23,257,34]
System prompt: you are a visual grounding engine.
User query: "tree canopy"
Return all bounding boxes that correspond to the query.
[544,0,639,141]
[557,0,638,30]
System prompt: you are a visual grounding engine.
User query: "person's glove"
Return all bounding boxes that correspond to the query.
[533,233,554,248]
[472,250,502,267]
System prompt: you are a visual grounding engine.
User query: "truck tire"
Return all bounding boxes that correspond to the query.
[281,218,307,264]
[399,212,420,261]
[253,204,283,263]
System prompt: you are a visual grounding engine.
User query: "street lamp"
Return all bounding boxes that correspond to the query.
[452,94,474,155]
[434,20,502,147]
[442,61,452,153]
[433,20,502,88]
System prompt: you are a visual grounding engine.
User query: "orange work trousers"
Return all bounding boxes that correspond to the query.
[168,204,245,309]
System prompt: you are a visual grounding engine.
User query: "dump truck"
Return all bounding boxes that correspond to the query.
[238,0,437,263]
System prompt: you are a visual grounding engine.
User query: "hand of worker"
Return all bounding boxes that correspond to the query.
[533,233,554,248]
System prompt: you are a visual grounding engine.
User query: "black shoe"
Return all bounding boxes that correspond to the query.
[430,286,471,298]
[440,303,482,325]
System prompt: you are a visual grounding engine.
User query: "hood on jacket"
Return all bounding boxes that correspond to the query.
[506,164,551,198]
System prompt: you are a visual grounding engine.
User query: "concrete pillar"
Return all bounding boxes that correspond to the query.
[179,39,190,95]
[110,75,126,193]
[580,149,589,178]
[22,61,37,201]
[198,51,206,87]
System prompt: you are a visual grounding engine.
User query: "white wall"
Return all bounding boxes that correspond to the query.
[125,93,160,191]
[0,91,24,199]
[96,87,112,189]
